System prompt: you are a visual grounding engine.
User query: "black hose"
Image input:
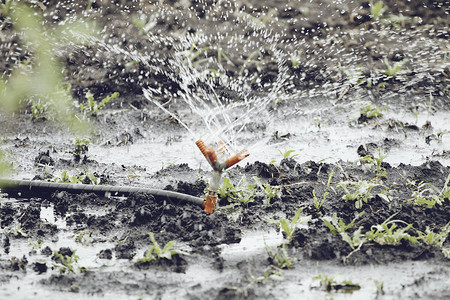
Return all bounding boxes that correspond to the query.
[0,179,204,207]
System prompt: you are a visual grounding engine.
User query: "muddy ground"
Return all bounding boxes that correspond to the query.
[1,1,450,299]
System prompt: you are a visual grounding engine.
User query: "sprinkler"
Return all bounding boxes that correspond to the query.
[195,139,249,213]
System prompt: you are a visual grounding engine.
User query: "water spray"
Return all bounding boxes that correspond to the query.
[195,139,249,213]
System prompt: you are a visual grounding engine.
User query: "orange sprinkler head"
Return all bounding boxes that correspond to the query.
[225,149,250,168]
[217,140,227,155]
[206,146,219,164]
[203,193,217,214]
[195,139,209,159]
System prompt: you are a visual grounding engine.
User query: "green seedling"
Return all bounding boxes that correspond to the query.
[417,222,450,249]
[383,58,407,77]
[280,149,299,159]
[53,169,100,185]
[373,279,385,296]
[365,214,418,246]
[248,265,283,285]
[337,180,381,209]
[370,1,387,20]
[313,169,335,211]
[132,12,158,34]
[53,250,84,274]
[253,176,281,206]
[69,137,90,161]
[219,176,256,206]
[4,223,28,238]
[323,213,366,250]
[136,232,187,263]
[290,50,303,68]
[267,208,311,244]
[79,91,119,116]
[265,244,294,269]
[313,274,361,293]
[28,238,44,250]
[409,174,450,208]
[74,229,94,246]
[30,99,48,120]
[442,248,450,259]
[359,147,388,180]
[360,103,387,119]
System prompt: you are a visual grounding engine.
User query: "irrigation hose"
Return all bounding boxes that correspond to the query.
[0,179,204,207]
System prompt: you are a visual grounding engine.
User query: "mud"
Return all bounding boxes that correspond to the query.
[1,0,450,299]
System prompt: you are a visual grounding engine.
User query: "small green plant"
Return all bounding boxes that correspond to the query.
[53,250,84,274]
[52,169,100,185]
[359,147,388,180]
[417,222,450,249]
[313,274,361,293]
[265,244,295,269]
[79,91,119,116]
[383,58,407,77]
[69,137,90,161]
[373,279,385,296]
[136,232,187,263]
[74,229,94,246]
[30,99,48,120]
[280,149,299,159]
[28,238,44,250]
[323,213,366,250]
[219,176,256,206]
[360,103,387,119]
[370,1,387,20]
[4,223,28,238]
[266,208,311,244]
[313,169,335,211]
[409,174,450,208]
[337,180,381,209]
[365,214,418,246]
[253,176,281,206]
[248,265,283,285]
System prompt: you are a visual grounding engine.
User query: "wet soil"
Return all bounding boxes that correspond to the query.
[1,0,450,299]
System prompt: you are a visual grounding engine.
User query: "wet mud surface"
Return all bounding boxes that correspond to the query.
[1,0,450,299]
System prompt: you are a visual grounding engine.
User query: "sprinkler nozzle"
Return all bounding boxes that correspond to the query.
[225,149,250,168]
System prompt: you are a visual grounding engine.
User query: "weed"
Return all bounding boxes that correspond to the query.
[360,103,387,119]
[442,248,450,259]
[365,214,418,246]
[79,91,119,116]
[253,176,281,206]
[417,222,450,249]
[409,174,450,208]
[219,176,256,206]
[28,238,44,250]
[132,12,158,34]
[313,169,335,211]
[52,169,100,185]
[265,244,295,269]
[248,265,283,285]
[313,274,361,292]
[30,99,48,120]
[383,58,407,77]
[53,250,84,274]
[370,1,387,20]
[373,279,385,296]
[4,223,28,238]
[74,229,94,246]
[359,147,388,180]
[280,149,299,159]
[323,213,366,250]
[136,232,187,263]
[337,179,381,209]
[69,137,89,161]
[266,208,311,244]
